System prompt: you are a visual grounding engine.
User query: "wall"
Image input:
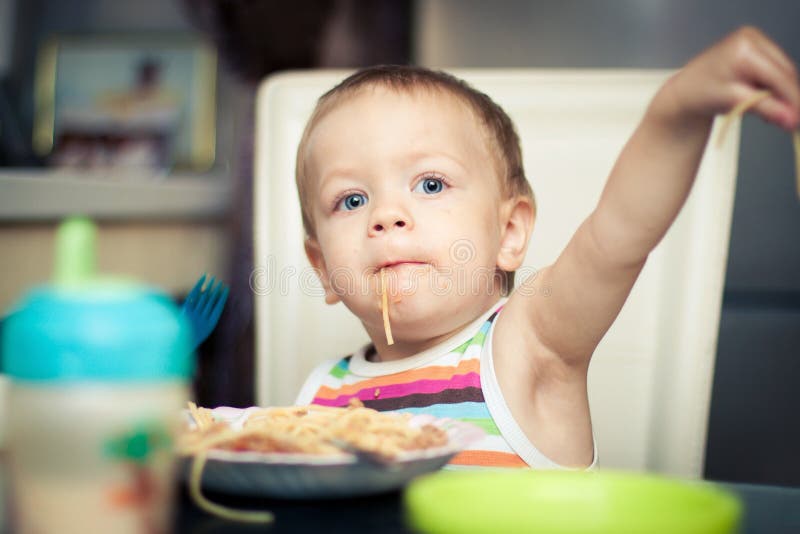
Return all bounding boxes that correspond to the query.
[0,0,243,299]
[416,0,800,485]
[0,222,228,310]
[0,0,240,445]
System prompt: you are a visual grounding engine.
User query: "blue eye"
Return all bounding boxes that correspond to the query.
[414,177,446,195]
[336,193,368,211]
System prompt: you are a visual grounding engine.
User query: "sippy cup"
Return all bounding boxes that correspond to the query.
[1,217,194,534]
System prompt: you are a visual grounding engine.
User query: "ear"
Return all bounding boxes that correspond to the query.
[304,238,341,305]
[496,196,535,272]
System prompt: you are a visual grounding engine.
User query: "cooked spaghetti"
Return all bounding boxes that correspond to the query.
[715,90,771,148]
[180,399,448,524]
[715,90,800,198]
[380,268,395,345]
[180,398,446,459]
[794,131,800,198]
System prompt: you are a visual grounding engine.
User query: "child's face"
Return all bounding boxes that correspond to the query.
[303,87,514,343]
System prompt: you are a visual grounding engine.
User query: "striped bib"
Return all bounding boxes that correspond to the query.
[295,300,530,468]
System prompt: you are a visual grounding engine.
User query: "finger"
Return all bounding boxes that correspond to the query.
[749,30,798,84]
[753,46,800,114]
[756,32,797,80]
[731,85,795,129]
[752,96,795,129]
[735,53,800,127]
[727,27,797,82]
[737,50,798,105]
[716,87,764,147]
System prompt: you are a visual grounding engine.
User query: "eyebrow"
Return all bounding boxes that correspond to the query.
[313,171,369,216]
[316,150,471,199]
[317,168,360,197]
[401,150,470,174]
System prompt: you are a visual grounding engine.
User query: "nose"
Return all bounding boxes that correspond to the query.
[367,200,413,237]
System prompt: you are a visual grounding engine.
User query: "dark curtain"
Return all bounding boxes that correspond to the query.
[181,0,412,407]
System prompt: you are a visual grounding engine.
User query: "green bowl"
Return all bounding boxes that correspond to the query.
[404,469,741,534]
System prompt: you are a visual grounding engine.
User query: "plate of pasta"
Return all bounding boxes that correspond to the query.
[178,399,484,502]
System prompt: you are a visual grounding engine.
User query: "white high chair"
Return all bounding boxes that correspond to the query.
[252,70,740,478]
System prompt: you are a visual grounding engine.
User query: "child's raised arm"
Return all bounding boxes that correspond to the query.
[492,27,798,466]
[503,27,799,370]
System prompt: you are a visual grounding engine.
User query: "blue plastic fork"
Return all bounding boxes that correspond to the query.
[181,274,229,350]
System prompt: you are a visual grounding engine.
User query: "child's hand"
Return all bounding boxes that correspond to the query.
[658,26,799,131]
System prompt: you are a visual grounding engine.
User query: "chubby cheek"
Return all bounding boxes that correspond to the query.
[437,206,498,261]
[448,246,500,296]
[313,238,369,296]
[320,244,363,276]
[316,218,360,262]
[327,257,370,296]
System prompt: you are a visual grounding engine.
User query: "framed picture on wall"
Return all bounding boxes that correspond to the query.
[33,34,217,173]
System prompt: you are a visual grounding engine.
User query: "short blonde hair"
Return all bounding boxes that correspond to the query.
[295,65,535,292]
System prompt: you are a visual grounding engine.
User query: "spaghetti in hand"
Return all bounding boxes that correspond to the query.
[716,90,800,199]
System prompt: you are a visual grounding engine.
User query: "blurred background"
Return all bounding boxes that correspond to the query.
[0,0,797,487]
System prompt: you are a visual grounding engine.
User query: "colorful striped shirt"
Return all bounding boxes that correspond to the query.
[295,299,597,469]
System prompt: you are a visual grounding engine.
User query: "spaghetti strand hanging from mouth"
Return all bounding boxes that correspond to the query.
[381,268,394,345]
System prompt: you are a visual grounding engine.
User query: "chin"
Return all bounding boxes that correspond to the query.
[369,292,482,342]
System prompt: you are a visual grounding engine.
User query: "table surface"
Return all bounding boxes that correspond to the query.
[173,480,800,534]
[2,461,799,533]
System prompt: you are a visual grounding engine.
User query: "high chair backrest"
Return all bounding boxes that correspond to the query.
[253,70,740,478]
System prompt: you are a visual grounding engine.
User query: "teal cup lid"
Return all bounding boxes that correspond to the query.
[1,217,193,382]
